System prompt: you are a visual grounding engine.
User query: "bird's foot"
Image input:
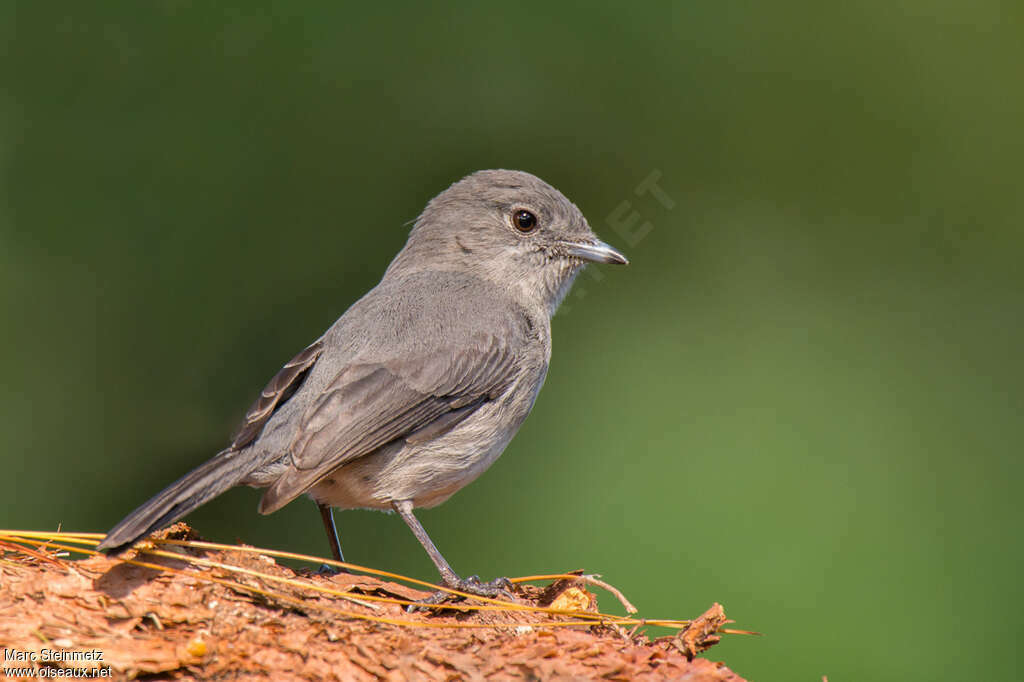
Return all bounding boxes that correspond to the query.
[407,575,515,612]
[449,574,515,599]
[316,563,350,576]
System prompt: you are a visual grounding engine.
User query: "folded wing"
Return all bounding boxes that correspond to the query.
[258,332,517,513]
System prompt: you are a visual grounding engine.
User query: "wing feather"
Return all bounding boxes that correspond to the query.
[230,337,324,450]
[258,333,517,513]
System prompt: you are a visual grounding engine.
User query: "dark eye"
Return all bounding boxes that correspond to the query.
[513,210,538,233]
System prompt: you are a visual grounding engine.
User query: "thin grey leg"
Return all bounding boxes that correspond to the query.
[392,499,512,602]
[392,499,460,586]
[317,503,349,574]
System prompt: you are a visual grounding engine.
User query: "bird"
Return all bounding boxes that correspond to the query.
[98,169,628,598]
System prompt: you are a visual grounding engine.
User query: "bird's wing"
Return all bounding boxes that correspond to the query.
[258,332,518,513]
[230,337,325,450]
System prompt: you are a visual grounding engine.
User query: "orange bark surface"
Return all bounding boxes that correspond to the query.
[0,526,748,681]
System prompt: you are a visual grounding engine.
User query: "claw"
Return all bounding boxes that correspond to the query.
[316,563,350,576]
[406,576,515,613]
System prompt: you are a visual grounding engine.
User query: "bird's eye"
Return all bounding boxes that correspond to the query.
[513,210,538,233]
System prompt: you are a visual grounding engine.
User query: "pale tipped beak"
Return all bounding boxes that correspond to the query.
[565,239,629,265]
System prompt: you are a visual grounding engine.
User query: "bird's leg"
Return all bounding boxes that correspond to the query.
[317,503,350,575]
[391,499,513,605]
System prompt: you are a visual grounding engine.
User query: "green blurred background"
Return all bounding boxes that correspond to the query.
[3,2,1022,680]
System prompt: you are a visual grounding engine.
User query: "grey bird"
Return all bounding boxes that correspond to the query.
[98,169,627,597]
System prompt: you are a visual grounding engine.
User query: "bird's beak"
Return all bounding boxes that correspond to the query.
[564,238,629,265]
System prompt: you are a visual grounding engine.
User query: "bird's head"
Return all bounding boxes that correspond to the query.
[389,169,627,316]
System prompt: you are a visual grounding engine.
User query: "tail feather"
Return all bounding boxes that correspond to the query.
[97,448,258,552]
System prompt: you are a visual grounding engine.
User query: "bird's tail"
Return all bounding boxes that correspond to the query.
[97,448,258,553]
